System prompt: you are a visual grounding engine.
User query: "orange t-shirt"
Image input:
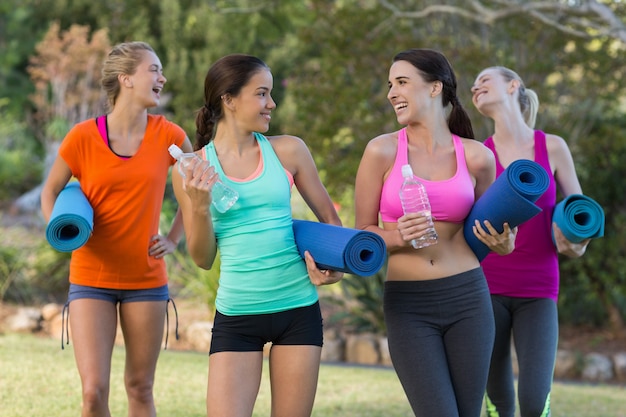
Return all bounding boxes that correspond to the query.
[59,114,186,289]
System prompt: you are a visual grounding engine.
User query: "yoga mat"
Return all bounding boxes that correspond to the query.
[45,182,94,252]
[292,220,387,276]
[464,159,550,262]
[553,194,604,244]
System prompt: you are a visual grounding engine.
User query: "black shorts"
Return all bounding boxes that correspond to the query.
[209,301,323,354]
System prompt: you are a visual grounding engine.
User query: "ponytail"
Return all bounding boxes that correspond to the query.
[448,98,475,139]
[522,88,539,129]
[195,104,219,150]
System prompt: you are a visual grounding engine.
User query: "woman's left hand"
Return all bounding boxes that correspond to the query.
[553,223,589,258]
[304,250,344,286]
[148,234,178,259]
[472,220,517,256]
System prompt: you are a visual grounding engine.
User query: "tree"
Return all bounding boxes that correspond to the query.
[12,23,110,213]
[376,0,626,44]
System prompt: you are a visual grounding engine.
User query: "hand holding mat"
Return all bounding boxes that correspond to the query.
[292,220,387,276]
[553,194,604,244]
[464,159,550,262]
[46,182,94,252]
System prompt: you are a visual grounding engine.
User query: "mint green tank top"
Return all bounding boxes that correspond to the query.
[203,133,318,315]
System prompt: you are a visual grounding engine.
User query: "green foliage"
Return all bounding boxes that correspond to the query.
[0,234,69,304]
[328,267,387,335]
[167,250,220,317]
[0,246,25,302]
[0,0,625,332]
[28,242,71,303]
[558,114,626,329]
[0,106,42,200]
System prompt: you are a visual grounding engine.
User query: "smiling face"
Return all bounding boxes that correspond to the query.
[230,68,276,133]
[387,60,436,125]
[471,67,511,115]
[126,50,167,108]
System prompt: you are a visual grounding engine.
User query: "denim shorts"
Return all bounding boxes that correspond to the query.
[67,283,169,304]
[209,301,323,354]
[61,284,178,350]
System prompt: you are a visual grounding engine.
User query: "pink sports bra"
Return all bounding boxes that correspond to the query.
[379,128,475,223]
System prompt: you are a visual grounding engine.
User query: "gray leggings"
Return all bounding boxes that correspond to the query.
[384,268,495,417]
[485,296,558,417]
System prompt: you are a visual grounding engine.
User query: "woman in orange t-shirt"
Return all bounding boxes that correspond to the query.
[41,41,192,417]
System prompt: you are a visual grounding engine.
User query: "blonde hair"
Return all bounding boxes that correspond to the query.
[490,66,539,128]
[101,41,155,110]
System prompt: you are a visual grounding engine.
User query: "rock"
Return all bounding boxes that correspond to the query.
[612,352,626,382]
[379,336,392,366]
[6,307,41,333]
[321,329,345,362]
[41,303,63,321]
[184,321,213,352]
[581,352,614,382]
[345,333,379,365]
[554,349,580,379]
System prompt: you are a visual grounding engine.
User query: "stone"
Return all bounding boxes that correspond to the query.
[379,336,392,366]
[41,303,62,321]
[345,333,380,365]
[6,307,41,333]
[612,352,626,382]
[581,352,614,382]
[321,329,345,363]
[184,321,213,352]
[554,349,580,379]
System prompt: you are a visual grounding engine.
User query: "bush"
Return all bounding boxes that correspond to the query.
[327,266,387,335]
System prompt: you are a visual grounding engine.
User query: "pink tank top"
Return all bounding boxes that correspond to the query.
[380,128,475,223]
[481,131,560,301]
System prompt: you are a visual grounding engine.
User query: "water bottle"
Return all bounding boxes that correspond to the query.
[168,144,239,213]
[399,164,438,249]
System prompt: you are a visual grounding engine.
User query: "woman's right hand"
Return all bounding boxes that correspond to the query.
[397,212,435,247]
[180,158,218,207]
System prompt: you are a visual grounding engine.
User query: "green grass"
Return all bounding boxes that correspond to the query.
[1,333,624,417]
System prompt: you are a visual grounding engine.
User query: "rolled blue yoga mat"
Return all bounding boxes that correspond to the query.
[553,194,604,244]
[292,219,387,276]
[45,182,94,252]
[464,159,550,262]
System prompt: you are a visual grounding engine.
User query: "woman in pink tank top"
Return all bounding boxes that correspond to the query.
[472,66,590,417]
[355,48,515,417]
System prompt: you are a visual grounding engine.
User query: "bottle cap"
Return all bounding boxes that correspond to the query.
[401,164,414,178]
[168,144,183,160]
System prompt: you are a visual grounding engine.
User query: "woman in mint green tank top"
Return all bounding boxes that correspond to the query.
[171,54,343,417]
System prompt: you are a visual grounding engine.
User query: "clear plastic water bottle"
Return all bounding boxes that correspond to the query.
[399,164,438,249]
[168,144,239,213]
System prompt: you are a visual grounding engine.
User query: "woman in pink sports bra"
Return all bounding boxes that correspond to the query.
[355,48,515,417]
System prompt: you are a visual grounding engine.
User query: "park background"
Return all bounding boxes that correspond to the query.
[1,0,625,391]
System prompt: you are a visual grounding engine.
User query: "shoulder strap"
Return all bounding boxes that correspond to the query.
[96,115,108,144]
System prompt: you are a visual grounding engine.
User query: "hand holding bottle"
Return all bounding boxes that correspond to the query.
[168,145,239,213]
[399,164,438,249]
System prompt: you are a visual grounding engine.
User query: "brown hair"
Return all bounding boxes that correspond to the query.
[195,54,270,150]
[393,48,475,139]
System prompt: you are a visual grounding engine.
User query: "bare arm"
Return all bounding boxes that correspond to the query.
[148,136,195,259]
[547,133,588,258]
[271,134,343,285]
[41,156,73,223]
[171,151,218,269]
[354,133,408,251]
[272,135,341,226]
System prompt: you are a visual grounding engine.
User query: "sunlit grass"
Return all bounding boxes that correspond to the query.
[1,333,624,417]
